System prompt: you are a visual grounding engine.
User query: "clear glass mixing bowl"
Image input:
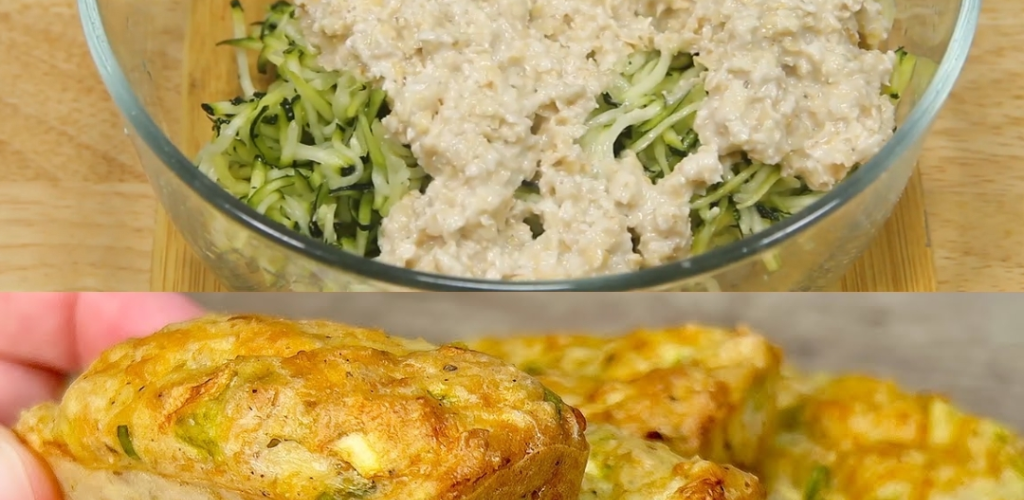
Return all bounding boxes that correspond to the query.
[77,0,979,291]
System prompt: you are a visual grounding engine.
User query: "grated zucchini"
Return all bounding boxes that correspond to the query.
[198,1,927,276]
[196,0,427,258]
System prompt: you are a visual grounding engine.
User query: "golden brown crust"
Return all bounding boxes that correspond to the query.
[765,374,1024,499]
[467,324,783,470]
[15,315,588,500]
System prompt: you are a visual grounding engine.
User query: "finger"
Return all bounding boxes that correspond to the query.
[0,363,64,426]
[0,293,78,374]
[0,426,62,500]
[0,293,205,424]
[0,293,204,373]
[73,293,206,366]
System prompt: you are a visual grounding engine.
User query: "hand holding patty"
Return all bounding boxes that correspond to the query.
[0,293,204,500]
[9,313,589,500]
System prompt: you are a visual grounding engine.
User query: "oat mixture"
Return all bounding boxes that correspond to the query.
[295,0,897,280]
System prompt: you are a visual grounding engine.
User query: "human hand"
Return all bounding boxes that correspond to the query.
[0,293,204,500]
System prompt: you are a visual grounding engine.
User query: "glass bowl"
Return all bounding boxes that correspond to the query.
[77,0,980,291]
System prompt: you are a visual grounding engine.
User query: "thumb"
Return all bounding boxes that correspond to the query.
[0,427,61,500]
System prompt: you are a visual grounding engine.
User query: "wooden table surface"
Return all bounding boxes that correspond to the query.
[0,0,1020,291]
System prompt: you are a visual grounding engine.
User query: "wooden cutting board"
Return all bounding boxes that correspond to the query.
[151,0,938,292]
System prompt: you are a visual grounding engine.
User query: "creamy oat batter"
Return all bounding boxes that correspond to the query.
[296,0,896,279]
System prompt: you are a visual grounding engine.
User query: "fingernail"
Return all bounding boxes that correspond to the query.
[0,427,35,500]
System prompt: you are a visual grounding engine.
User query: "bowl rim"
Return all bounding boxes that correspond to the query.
[77,0,981,291]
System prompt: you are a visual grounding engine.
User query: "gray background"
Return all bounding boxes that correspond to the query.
[188,293,1023,430]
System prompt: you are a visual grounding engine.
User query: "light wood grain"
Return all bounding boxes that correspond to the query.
[0,0,1016,291]
[151,209,230,292]
[919,6,1024,291]
[838,167,937,292]
[0,0,154,291]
